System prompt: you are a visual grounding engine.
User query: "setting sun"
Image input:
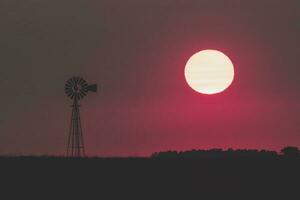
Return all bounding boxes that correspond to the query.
[184,50,234,94]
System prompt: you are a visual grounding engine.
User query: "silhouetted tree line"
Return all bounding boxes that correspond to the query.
[151,146,300,158]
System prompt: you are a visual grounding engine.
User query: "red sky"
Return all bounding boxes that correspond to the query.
[0,0,300,156]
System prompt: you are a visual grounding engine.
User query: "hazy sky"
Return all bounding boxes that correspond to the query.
[0,0,299,156]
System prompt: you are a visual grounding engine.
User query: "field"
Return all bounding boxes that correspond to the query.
[1,156,299,198]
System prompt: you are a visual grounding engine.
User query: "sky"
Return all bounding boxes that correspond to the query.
[0,0,299,156]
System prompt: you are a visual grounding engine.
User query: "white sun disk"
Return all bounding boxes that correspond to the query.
[184,50,234,94]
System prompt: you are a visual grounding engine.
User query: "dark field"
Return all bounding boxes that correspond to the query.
[1,156,300,198]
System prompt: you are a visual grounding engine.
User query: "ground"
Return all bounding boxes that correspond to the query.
[1,156,300,198]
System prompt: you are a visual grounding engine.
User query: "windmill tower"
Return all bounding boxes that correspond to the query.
[64,77,97,157]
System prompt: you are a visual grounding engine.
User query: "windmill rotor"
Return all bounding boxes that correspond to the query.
[64,77,97,101]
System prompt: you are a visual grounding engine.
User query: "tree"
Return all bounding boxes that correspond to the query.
[281,146,299,157]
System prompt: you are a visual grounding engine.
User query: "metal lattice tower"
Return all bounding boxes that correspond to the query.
[65,77,97,157]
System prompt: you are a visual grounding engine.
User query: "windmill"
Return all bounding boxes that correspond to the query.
[65,77,97,157]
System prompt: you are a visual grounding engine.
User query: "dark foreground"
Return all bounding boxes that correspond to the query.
[1,156,300,198]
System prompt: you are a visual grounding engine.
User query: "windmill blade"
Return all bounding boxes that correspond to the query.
[78,77,84,85]
[65,85,71,91]
[65,90,72,96]
[79,89,87,96]
[65,85,72,90]
[67,92,73,98]
[65,90,72,95]
[79,92,84,99]
[65,89,73,95]
[65,90,71,96]
[66,80,72,86]
[65,83,73,89]
[67,78,73,84]
[81,79,87,86]
[75,77,80,84]
[82,84,89,92]
[69,77,74,84]
[71,77,77,84]
[67,93,73,98]
[65,87,73,93]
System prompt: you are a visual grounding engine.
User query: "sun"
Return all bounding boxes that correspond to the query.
[184,50,234,94]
